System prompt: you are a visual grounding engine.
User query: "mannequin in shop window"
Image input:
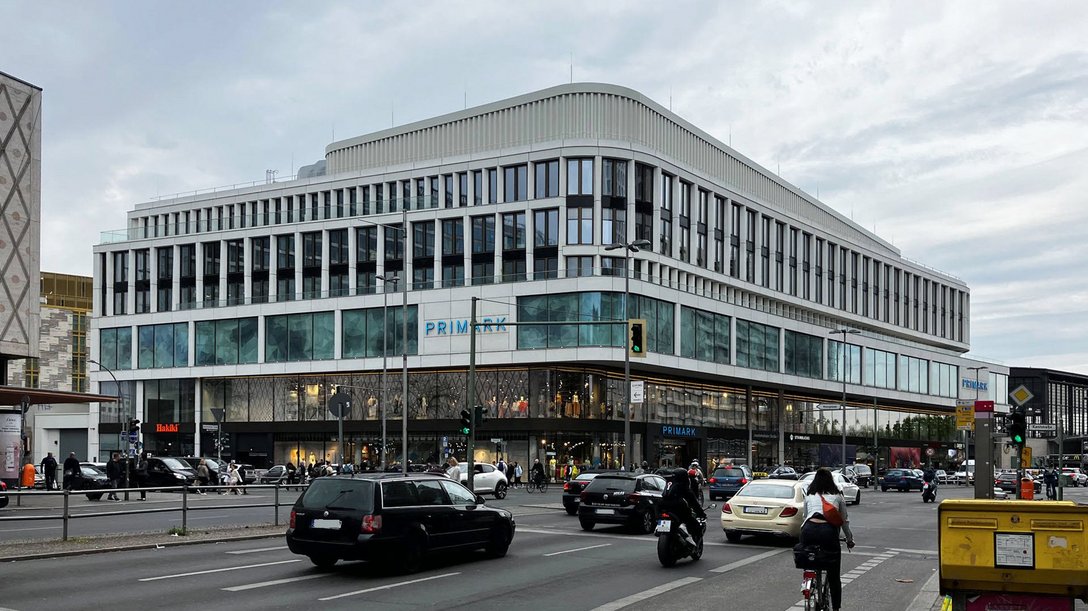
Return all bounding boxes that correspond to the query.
[500,398,510,418]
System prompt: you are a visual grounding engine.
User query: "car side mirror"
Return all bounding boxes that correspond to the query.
[475,494,486,505]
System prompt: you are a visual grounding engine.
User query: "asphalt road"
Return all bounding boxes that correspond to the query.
[3,483,1086,610]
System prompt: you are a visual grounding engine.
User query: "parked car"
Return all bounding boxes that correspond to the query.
[995,472,1042,495]
[452,463,509,499]
[72,463,112,500]
[881,468,923,492]
[0,480,7,508]
[993,487,1009,500]
[766,466,801,480]
[286,473,515,573]
[799,470,861,505]
[851,464,874,487]
[562,472,600,515]
[258,464,288,484]
[143,457,197,489]
[708,466,753,500]
[1062,468,1087,487]
[935,470,951,484]
[721,479,807,542]
[578,472,667,534]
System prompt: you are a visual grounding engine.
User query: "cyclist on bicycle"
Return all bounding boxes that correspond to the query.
[659,468,706,549]
[530,458,546,487]
[800,468,855,611]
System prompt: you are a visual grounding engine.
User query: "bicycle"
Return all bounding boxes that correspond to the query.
[526,472,548,493]
[799,538,850,611]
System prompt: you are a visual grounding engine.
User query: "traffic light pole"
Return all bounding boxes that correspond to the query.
[467,297,477,493]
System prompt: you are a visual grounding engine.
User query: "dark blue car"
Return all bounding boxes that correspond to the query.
[880,468,923,492]
[708,466,752,500]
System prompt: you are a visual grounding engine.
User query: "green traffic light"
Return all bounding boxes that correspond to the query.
[1012,433,1023,444]
[459,426,470,435]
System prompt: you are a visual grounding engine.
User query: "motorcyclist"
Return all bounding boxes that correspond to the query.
[689,460,705,503]
[660,467,706,548]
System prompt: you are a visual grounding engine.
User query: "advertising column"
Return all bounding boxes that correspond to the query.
[0,412,21,480]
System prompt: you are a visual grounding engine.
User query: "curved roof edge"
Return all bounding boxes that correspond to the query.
[324,82,899,256]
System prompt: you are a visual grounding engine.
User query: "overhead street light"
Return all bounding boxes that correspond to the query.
[829,328,861,471]
[605,238,651,469]
[376,273,399,471]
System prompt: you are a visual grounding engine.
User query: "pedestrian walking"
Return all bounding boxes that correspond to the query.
[40,452,58,491]
[62,451,80,490]
[134,455,148,500]
[227,461,241,494]
[237,463,248,495]
[505,461,515,486]
[194,458,210,495]
[105,453,123,501]
[514,462,523,488]
[1044,466,1059,500]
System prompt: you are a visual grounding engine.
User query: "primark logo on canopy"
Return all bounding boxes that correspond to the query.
[961,378,988,391]
[424,317,508,337]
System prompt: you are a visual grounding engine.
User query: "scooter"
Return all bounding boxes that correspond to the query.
[655,505,713,567]
[922,481,937,503]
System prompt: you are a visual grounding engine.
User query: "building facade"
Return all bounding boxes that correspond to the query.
[1007,368,1088,469]
[91,83,1009,474]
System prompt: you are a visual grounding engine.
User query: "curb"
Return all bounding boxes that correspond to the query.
[905,569,942,611]
[0,531,284,562]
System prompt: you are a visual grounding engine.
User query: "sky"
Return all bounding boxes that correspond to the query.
[4,1,1087,374]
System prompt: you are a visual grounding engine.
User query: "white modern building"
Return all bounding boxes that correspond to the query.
[91,83,1008,474]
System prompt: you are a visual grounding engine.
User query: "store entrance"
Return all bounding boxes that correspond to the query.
[654,438,702,471]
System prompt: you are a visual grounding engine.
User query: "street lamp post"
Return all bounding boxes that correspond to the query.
[829,329,861,470]
[90,358,129,499]
[965,365,988,484]
[605,238,651,470]
[376,274,398,471]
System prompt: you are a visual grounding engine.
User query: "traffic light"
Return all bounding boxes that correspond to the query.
[1006,407,1026,447]
[459,409,471,435]
[128,419,141,434]
[474,404,486,426]
[628,318,647,358]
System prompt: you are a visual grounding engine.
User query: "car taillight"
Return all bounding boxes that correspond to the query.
[289,510,296,528]
[563,483,570,492]
[739,478,748,485]
[708,477,717,484]
[722,503,732,514]
[660,512,671,518]
[361,514,382,534]
[780,506,798,517]
[626,494,639,505]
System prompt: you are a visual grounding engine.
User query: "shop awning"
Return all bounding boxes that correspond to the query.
[0,385,118,408]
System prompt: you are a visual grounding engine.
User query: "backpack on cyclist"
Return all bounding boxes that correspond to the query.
[793,543,838,569]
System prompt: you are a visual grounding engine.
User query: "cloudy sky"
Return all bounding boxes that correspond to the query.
[5,1,1087,374]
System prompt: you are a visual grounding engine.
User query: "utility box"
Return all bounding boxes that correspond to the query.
[939,499,1088,602]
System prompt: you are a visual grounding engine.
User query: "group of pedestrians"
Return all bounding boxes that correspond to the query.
[191,458,247,495]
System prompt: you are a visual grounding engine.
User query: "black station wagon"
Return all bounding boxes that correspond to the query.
[286,473,516,573]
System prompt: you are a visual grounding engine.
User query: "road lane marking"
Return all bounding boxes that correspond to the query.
[709,548,789,573]
[517,527,775,549]
[887,547,938,555]
[139,560,300,581]
[784,550,900,610]
[226,546,289,555]
[0,525,61,532]
[224,573,329,591]
[590,576,703,611]
[318,571,460,601]
[168,514,233,522]
[543,543,612,557]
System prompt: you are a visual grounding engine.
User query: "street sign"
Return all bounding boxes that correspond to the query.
[926,447,935,457]
[1009,385,1034,406]
[630,381,645,404]
[128,431,139,443]
[328,393,352,418]
[490,438,502,444]
[955,400,975,431]
[817,403,843,411]
[1021,446,1032,468]
[1028,423,1057,433]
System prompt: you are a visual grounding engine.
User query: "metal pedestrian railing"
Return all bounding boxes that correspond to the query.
[0,483,307,541]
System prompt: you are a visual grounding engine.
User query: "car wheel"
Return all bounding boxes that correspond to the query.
[852,491,861,506]
[309,555,338,570]
[725,530,742,543]
[579,517,596,531]
[0,497,8,509]
[485,524,512,558]
[637,509,654,535]
[565,506,578,516]
[493,482,508,500]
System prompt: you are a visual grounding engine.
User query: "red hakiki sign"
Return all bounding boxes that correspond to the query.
[155,423,180,433]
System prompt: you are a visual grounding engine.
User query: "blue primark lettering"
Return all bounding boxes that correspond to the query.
[424,317,509,336]
[425,322,436,335]
[455,320,470,334]
[961,378,988,391]
[661,425,698,438]
[437,321,447,334]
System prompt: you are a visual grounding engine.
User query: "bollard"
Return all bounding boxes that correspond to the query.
[62,490,70,541]
[181,485,188,533]
[274,482,280,526]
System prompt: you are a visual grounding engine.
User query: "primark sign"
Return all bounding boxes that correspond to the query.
[961,378,988,392]
[424,317,509,337]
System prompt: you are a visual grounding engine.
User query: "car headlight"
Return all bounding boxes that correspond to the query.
[174,473,186,480]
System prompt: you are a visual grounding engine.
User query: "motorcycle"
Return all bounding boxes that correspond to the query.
[655,505,713,567]
[922,481,937,503]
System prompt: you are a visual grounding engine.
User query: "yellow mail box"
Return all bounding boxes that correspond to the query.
[939,499,1088,600]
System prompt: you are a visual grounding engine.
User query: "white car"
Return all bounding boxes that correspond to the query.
[993,487,1009,500]
[453,463,509,499]
[1062,468,1087,487]
[798,470,861,505]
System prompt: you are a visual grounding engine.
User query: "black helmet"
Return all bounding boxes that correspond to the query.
[671,468,690,492]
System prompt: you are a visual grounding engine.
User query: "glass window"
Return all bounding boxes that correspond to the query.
[533,209,559,247]
[567,158,593,195]
[442,219,464,256]
[784,331,822,378]
[535,160,560,199]
[680,306,730,365]
[602,159,627,198]
[565,256,594,278]
[471,216,495,254]
[265,312,334,363]
[736,320,780,372]
[601,208,625,245]
[503,164,527,202]
[413,221,435,258]
[136,323,188,368]
[566,207,593,245]
[357,227,377,263]
[487,169,497,204]
[195,318,258,366]
[828,340,862,385]
[863,347,897,389]
[342,305,419,358]
[502,212,526,250]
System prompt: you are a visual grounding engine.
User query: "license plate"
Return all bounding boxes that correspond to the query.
[595,508,614,515]
[655,519,672,533]
[312,519,342,529]
[743,506,768,515]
